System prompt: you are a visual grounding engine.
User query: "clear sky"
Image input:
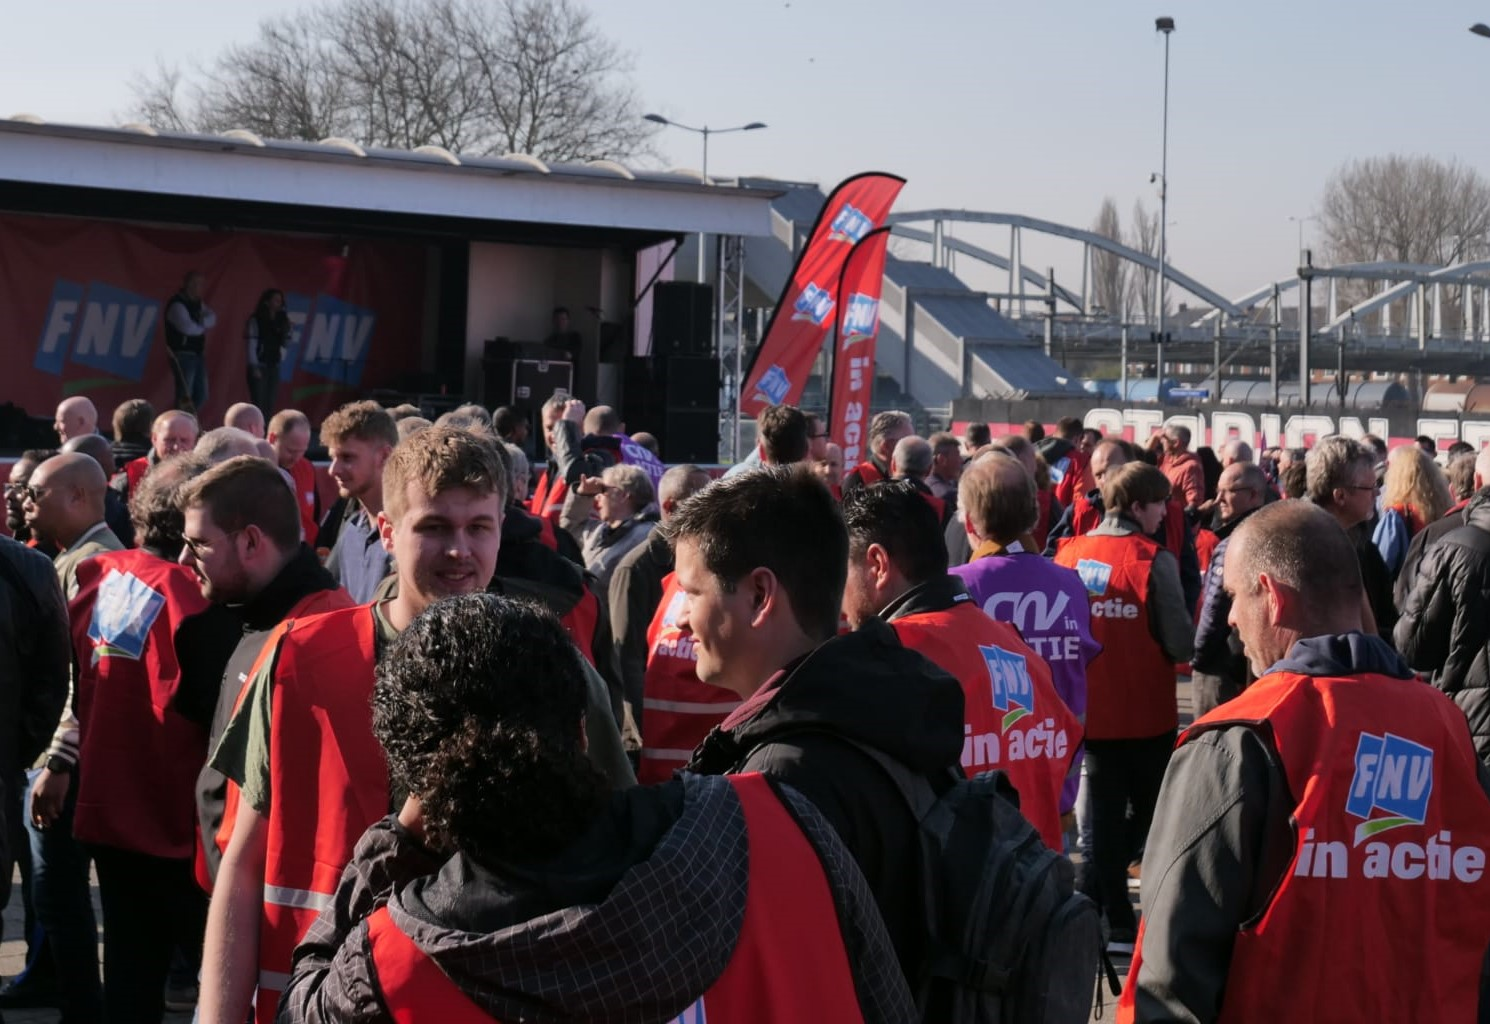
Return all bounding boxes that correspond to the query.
[5,0,1490,303]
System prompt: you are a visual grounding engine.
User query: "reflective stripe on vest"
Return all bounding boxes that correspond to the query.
[1119,671,1490,1023]
[638,574,739,785]
[364,773,866,1024]
[256,604,389,1024]
[891,602,1081,849]
[1055,532,1175,740]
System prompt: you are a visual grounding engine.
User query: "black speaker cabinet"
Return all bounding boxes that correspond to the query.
[662,409,719,463]
[652,282,713,357]
[663,356,720,409]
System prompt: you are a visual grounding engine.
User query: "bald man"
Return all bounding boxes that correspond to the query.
[62,435,134,548]
[223,403,265,439]
[1191,462,1270,715]
[53,397,98,444]
[24,454,123,599]
[195,426,262,463]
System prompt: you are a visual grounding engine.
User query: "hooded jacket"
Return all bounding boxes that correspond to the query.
[278,774,915,1023]
[1125,633,1490,1022]
[1395,489,1490,762]
[685,618,965,979]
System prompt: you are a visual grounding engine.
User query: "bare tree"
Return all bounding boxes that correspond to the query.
[127,0,654,162]
[1320,155,1490,330]
[1090,197,1127,319]
[1126,199,1169,324]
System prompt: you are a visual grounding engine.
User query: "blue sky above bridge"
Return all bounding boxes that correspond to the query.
[4,0,1488,304]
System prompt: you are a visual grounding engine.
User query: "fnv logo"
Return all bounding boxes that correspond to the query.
[753,364,791,406]
[828,203,872,244]
[661,590,686,628]
[1346,732,1433,845]
[841,293,880,344]
[87,569,167,662]
[982,643,1034,730]
[36,280,160,382]
[793,282,835,326]
[1075,559,1112,597]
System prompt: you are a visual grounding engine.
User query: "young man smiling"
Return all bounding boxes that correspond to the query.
[200,427,508,1024]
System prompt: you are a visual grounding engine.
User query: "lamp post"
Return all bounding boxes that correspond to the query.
[1153,16,1174,390]
[1288,214,1318,258]
[642,114,767,282]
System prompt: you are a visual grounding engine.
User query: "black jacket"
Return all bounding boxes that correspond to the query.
[1352,522,1399,643]
[1395,489,1490,762]
[0,536,70,779]
[685,619,965,980]
[1393,500,1471,613]
[280,775,915,1023]
[608,526,672,723]
[1190,506,1264,701]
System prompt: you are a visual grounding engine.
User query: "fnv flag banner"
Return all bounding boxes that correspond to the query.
[828,226,892,468]
[739,172,905,418]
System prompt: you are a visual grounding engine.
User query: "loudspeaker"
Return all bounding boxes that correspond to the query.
[663,357,720,409]
[622,356,664,433]
[653,282,713,357]
[662,409,719,463]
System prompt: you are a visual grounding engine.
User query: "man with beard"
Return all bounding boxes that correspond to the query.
[175,456,350,888]
[1190,462,1269,715]
[320,401,397,603]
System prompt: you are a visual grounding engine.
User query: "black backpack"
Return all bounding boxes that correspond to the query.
[842,739,1103,1023]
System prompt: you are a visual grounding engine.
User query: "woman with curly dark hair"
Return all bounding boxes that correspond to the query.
[244,288,291,418]
[279,593,913,1023]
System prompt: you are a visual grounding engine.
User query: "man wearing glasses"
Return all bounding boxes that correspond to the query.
[1191,463,1269,715]
[1305,436,1396,641]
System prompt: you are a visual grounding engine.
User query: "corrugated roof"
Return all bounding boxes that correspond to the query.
[967,344,1087,396]
[885,256,966,291]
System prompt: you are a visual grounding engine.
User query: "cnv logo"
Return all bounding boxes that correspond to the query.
[982,643,1034,730]
[1346,731,1433,845]
[87,569,167,662]
[793,282,835,326]
[36,281,159,382]
[753,364,791,406]
[1075,559,1112,597]
[841,293,880,344]
[828,203,872,244]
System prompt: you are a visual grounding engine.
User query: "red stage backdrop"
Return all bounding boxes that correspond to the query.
[827,227,892,468]
[740,172,905,419]
[0,212,427,426]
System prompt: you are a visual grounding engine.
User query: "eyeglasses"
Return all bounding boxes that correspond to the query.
[18,484,51,504]
[1345,483,1380,494]
[181,528,244,560]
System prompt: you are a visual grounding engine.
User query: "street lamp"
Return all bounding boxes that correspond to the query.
[643,114,767,282]
[1288,214,1319,258]
[1154,16,1174,388]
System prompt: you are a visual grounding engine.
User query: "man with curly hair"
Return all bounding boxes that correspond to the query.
[200,428,538,1024]
[280,595,913,1022]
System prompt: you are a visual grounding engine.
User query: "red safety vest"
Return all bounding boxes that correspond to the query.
[1052,447,1091,508]
[70,550,211,859]
[287,457,320,544]
[892,601,1080,849]
[1120,670,1490,1023]
[561,585,599,667]
[528,468,568,529]
[850,461,886,487]
[124,455,151,499]
[1055,533,1175,740]
[1195,527,1219,578]
[196,584,355,893]
[638,573,740,784]
[364,773,866,1024]
[251,605,389,1022]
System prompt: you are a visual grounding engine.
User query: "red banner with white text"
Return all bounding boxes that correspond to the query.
[0,212,427,427]
[828,227,892,468]
[740,172,905,419]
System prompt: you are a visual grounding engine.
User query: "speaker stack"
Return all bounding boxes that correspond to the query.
[624,282,719,462]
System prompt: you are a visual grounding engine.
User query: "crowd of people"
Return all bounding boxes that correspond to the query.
[0,387,1487,1023]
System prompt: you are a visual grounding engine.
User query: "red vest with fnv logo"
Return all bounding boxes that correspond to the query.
[245,604,388,1023]
[1120,669,1490,1023]
[638,573,740,784]
[365,773,866,1024]
[891,600,1080,849]
[1055,533,1175,740]
[70,550,211,859]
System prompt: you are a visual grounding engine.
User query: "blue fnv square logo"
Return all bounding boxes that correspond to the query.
[754,364,791,406]
[828,203,872,244]
[792,282,835,326]
[1075,558,1112,597]
[35,279,159,382]
[667,998,705,1024]
[982,644,1034,730]
[841,293,880,343]
[299,293,376,386]
[87,569,167,662]
[1346,732,1433,845]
